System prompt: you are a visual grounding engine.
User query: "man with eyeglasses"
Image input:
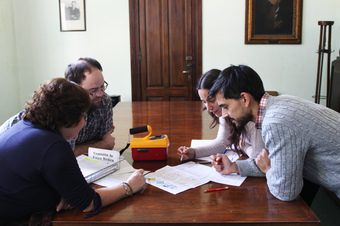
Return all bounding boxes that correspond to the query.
[0,57,115,156]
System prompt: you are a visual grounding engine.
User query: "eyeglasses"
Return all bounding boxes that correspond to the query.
[88,81,108,97]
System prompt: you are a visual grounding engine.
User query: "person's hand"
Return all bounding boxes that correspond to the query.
[256,149,271,173]
[177,146,195,161]
[126,169,146,194]
[56,198,73,212]
[101,126,115,149]
[210,154,239,175]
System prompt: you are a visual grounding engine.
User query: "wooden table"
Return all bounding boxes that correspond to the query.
[52,101,320,225]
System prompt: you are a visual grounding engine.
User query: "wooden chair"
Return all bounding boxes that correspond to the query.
[266,91,279,96]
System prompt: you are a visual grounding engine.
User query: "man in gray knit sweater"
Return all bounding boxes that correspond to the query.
[209,65,340,202]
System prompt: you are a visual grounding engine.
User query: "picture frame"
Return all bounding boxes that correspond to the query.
[59,0,86,32]
[245,0,302,44]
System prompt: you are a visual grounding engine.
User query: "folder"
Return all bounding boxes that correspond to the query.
[76,154,120,184]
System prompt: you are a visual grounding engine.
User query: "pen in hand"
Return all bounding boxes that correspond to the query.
[215,147,230,165]
[223,147,229,154]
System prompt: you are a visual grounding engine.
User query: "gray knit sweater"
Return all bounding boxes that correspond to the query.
[262,95,340,201]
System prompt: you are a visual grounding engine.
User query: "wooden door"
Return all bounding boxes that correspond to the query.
[129,0,202,101]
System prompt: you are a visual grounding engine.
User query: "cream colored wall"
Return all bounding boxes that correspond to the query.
[0,0,132,123]
[0,0,340,124]
[13,0,131,100]
[203,0,340,103]
[0,0,20,122]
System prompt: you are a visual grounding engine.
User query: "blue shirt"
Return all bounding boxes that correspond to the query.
[0,120,97,223]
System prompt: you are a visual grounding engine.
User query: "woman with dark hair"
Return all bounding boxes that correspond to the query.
[0,78,145,224]
[177,69,265,175]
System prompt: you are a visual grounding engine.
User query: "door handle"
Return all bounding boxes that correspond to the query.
[183,71,191,80]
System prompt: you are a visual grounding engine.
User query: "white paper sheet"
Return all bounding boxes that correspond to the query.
[93,160,136,187]
[190,139,240,162]
[175,161,246,187]
[146,165,210,195]
[88,147,120,164]
[146,161,246,195]
[209,170,247,186]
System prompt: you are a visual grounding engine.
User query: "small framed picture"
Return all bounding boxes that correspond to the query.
[245,0,302,44]
[59,0,86,32]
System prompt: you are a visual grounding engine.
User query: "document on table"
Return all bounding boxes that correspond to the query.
[174,161,246,187]
[93,160,137,187]
[146,165,210,195]
[191,139,240,162]
[146,161,246,195]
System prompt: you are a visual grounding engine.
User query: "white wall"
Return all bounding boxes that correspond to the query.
[13,0,131,101]
[0,0,340,123]
[0,0,132,123]
[202,0,340,102]
[0,0,20,122]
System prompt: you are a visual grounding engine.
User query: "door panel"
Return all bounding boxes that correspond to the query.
[129,0,202,101]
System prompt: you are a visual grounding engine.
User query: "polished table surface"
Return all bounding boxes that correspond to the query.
[52,101,320,225]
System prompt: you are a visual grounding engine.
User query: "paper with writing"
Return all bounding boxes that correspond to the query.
[146,161,246,195]
[88,147,120,163]
[146,165,210,195]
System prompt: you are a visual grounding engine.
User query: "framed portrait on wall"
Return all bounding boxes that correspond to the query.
[59,0,86,32]
[245,0,302,44]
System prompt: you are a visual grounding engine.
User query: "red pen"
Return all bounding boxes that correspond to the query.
[215,147,229,165]
[204,187,228,193]
[215,158,222,165]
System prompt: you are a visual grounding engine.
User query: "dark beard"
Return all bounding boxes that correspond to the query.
[232,113,253,129]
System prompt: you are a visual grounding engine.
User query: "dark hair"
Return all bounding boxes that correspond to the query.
[64,57,103,84]
[196,69,221,90]
[23,78,91,134]
[209,65,264,157]
[209,65,265,102]
[196,69,221,128]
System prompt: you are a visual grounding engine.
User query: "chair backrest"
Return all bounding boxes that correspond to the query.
[266,91,278,96]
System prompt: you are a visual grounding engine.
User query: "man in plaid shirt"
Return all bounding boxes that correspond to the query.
[0,57,115,156]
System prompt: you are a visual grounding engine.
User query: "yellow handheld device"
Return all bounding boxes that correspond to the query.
[129,125,169,161]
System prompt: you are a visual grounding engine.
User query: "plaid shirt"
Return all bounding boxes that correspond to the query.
[0,111,24,136]
[255,92,270,130]
[69,92,113,148]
